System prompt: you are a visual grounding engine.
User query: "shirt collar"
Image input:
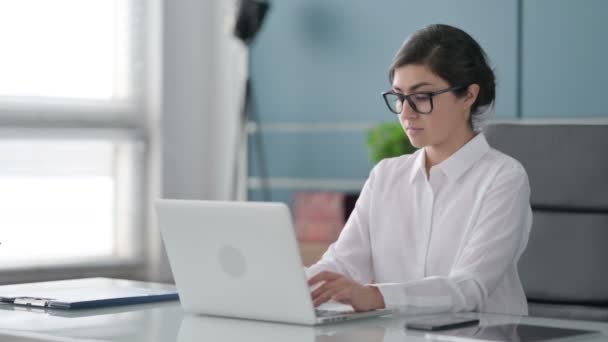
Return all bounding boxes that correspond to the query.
[437,133,490,182]
[408,133,490,184]
[408,148,427,184]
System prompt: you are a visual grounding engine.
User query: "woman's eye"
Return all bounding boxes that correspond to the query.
[413,94,430,101]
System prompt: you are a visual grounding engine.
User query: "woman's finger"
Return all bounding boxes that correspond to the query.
[331,288,352,304]
[307,271,342,287]
[310,280,333,300]
[311,275,352,299]
[312,284,346,307]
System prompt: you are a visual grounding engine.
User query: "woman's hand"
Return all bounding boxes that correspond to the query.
[308,271,385,312]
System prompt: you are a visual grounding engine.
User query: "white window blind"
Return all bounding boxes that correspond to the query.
[0,141,114,264]
[0,0,133,102]
[0,0,149,272]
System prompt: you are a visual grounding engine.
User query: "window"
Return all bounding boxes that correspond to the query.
[0,0,131,102]
[0,0,150,272]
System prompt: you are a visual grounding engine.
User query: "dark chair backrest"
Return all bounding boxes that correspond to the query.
[485,122,608,310]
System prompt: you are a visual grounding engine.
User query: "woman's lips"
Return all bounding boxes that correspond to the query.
[407,127,424,135]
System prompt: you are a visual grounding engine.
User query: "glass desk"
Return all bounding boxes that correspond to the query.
[1,301,608,341]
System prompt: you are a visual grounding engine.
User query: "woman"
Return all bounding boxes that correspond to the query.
[307,24,532,316]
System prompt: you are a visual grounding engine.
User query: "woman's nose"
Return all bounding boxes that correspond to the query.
[400,102,418,120]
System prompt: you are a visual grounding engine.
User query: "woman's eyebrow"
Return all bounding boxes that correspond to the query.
[392,82,434,93]
[409,82,433,92]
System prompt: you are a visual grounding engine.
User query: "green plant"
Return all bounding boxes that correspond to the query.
[366,122,417,163]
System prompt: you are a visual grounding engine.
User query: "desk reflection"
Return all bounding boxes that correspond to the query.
[178,314,386,342]
[426,322,604,342]
[426,323,519,341]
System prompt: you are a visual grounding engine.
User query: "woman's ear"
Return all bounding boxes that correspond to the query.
[464,84,480,109]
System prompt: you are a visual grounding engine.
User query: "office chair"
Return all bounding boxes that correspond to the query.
[485,122,608,322]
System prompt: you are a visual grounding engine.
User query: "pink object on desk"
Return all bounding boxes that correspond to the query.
[294,192,345,242]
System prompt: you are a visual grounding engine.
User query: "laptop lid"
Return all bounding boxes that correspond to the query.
[156,199,319,325]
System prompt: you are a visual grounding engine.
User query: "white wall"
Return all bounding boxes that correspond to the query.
[148,0,247,282]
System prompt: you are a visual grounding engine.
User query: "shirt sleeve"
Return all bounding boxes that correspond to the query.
[305,162,380,284]
[373,165,532,314]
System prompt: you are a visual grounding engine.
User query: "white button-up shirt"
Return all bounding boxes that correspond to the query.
[307,133,532,315]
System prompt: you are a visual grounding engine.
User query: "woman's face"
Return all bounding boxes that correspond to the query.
[391,64,475,150]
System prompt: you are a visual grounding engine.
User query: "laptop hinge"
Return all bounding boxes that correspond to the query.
[12,297,52,307]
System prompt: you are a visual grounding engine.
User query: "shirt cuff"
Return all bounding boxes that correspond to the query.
[370,282,455,311]
[369,283,406,309]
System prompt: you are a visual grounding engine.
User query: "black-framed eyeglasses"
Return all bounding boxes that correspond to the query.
[381,85,466,115]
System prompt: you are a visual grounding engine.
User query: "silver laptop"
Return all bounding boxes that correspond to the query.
[155,199,392,325]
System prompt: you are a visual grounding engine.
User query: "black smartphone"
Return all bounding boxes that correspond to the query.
[405,316,480,331]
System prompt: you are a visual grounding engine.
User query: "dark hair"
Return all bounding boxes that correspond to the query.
[389,24,495,128]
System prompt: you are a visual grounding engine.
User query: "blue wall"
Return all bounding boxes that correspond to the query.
[522,0,608,117]
[248,0,607,203]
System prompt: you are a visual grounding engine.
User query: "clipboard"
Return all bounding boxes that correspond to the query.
[0,277,179,310]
